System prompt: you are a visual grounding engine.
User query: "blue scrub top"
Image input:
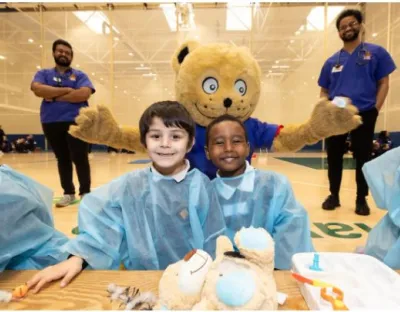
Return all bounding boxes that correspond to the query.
[32,68,96,123]
[187,117,280,179]
[318,42,396,112]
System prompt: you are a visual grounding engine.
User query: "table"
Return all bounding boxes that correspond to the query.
[0,270,307,310]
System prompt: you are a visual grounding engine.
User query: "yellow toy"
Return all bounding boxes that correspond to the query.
[69,41,361,178]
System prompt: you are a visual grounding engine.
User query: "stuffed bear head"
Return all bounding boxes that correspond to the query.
[155,249,212,310]
[172,41,261,127]
[193,227,278,310]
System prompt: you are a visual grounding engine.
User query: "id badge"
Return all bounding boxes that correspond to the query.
[332,65,343,73]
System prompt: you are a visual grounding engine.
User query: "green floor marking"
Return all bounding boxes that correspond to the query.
[354,223,372,233]
[314,222,362,239]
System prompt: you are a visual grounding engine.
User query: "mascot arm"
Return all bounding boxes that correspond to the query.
[249,118,281,150]
[68,105,145,152]
[272,97,362,152]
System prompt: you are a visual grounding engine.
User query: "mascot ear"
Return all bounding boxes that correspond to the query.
[172,40,201,74]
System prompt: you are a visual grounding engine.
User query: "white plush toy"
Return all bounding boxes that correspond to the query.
[155,227,278,310]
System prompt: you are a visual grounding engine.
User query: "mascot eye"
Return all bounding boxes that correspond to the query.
[202,77,219,94]
[234,79,247,96]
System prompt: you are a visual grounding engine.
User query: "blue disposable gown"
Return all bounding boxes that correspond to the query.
[63,167,226,270]
[363,147,400,269]
[0,165,69,271]
[212,163,314,269]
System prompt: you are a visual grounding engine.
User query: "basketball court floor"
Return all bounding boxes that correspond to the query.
[1,151,385,253]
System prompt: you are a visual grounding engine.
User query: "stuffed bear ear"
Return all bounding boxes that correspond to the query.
[171,40,201,74]
[234,227,275,270]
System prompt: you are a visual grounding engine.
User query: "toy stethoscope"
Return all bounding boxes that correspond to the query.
[334,42,371,68]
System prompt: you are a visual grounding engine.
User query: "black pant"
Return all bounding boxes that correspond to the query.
[42,122,91,195]
[326,108,378,198]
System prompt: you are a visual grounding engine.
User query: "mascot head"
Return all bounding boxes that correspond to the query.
[172,41,261,127]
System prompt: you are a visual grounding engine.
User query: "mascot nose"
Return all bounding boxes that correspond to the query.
[216,271,255,307]
[223,98,233,108]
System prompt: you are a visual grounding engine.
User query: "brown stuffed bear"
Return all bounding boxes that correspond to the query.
[69,41,361,179]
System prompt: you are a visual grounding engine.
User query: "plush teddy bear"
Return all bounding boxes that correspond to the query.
[153,227,277,310]
[153,249,213,310]
[192,227,277,310]
[69,41,361,178]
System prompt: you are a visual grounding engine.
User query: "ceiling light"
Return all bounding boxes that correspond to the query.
[0,55,6,60]
[128,52,134,56]
[226,2,252,31]
[142,73,157,77]
[372,33,378,37]
[36,65,41,69]
[160,3,196,32]
[73,11,119,35]
[28,38,34,43]
[272,65,290,69]
[305,6,344,31]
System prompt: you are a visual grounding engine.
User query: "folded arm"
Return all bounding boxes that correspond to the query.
[30,81,72,99]
[55,87,93,103]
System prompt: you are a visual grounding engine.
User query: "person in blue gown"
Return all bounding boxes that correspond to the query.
[27,101,226,293]
[205,114,314,270]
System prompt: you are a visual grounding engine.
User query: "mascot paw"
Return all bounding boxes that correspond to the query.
[69,104,119,144]
[311,97,362,138]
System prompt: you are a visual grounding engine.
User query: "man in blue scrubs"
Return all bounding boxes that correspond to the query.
[31,39,95,207]
[318,9,396,216]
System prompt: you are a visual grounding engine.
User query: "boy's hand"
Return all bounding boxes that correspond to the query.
[27,256,84,293]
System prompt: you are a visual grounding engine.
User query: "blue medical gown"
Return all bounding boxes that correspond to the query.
[0,165,69,271]
[212,167,314,270]
[62,168,226,270]
[362,147,400,269]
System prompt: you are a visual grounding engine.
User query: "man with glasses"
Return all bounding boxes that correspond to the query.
[31,39,95,207]
[318,9,396,216]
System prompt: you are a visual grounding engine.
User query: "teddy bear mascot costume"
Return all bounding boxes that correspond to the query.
[68,41,361,179]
